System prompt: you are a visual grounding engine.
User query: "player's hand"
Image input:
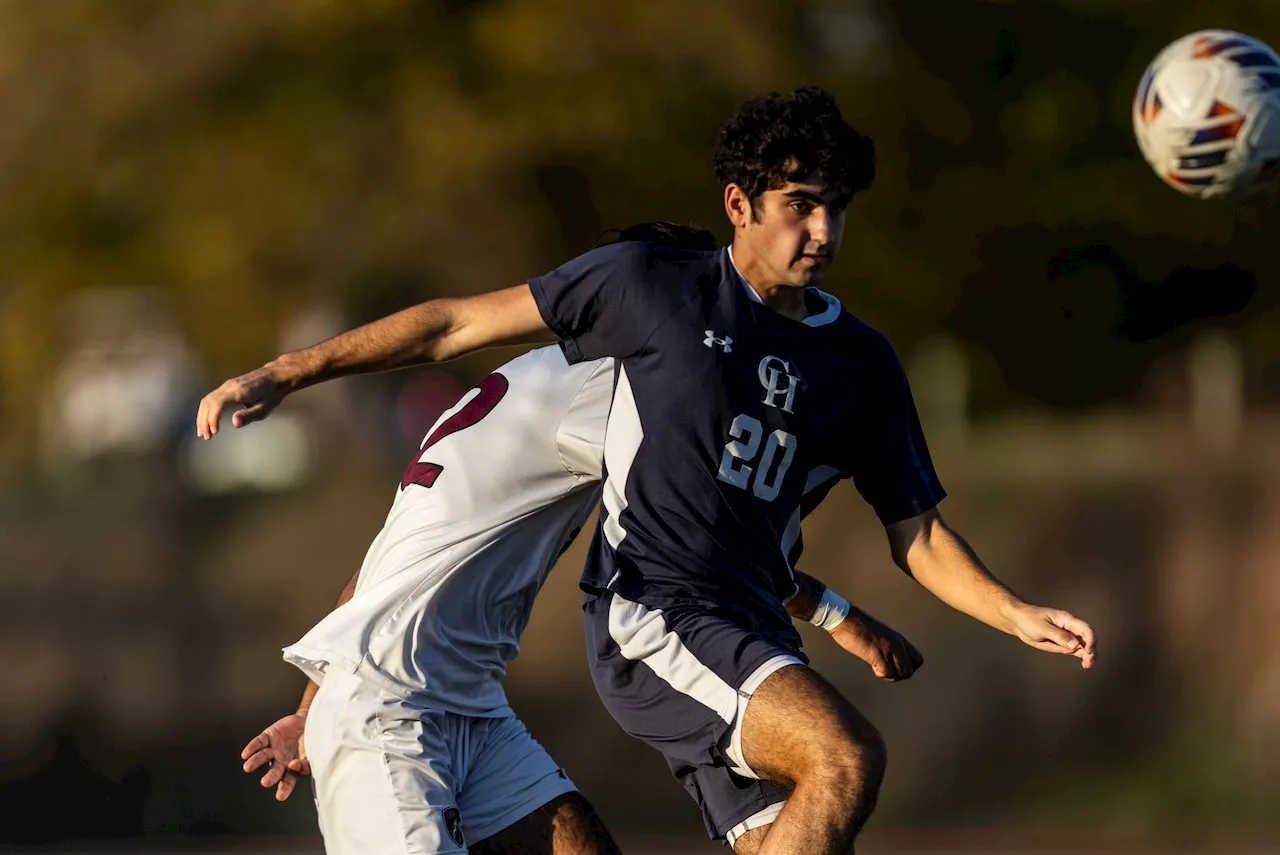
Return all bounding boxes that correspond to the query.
[241,713,310,801]
[829,608,924,682]
[196,363,290,440]
[1008,604,1097,670]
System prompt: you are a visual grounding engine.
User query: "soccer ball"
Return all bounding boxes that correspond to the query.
[1133,30,1280,199]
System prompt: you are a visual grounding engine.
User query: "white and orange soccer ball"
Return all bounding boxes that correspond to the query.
[1133,30,1280,199]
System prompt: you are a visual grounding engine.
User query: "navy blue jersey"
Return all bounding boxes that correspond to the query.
[529,243,944,648]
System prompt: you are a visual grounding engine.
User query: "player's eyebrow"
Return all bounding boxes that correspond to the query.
[782,189,829,204]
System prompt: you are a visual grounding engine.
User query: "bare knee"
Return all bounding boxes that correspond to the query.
[808,722,886,810]
[820,712,885,776]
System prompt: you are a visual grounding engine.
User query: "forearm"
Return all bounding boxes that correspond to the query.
[895,516,1024,635]
[785,570,827,622]
[269,302,457,392]
[296,569,361,716]
[267,286,552,391]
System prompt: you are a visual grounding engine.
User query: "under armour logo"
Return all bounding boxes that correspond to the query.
[758,355,801,413]
[703,330,733,352]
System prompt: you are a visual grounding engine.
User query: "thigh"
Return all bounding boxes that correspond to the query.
[453,713,579,847]
[738,663,882,788]
[729,825,770,855]
[308,670,466,855]
[469,792,620,855]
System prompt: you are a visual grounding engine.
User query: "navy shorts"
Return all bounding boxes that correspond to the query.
[583,590,807,843]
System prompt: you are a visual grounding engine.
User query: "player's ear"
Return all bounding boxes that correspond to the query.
[724,183,752,229]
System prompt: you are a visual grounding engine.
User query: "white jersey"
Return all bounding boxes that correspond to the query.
[284,345,613,717]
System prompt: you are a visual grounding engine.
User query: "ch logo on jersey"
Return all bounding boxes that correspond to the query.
[758,355,801,413]
[703,330,733,352]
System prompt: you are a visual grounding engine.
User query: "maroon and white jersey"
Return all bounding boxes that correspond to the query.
[284,346,612,716]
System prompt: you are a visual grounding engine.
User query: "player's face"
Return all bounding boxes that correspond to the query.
[736,175,847,288]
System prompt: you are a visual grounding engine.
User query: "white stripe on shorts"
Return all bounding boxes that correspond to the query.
[607,593,738,724]
[606,593,802,779]
[725,801,787,847]
[725,654,803,779]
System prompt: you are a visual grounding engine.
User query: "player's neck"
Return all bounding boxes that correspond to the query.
[728,244,810,322]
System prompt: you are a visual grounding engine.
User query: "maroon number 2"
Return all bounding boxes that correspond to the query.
[400,373,510,490]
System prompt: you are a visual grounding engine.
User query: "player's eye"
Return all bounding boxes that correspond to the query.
[789,201,813,215]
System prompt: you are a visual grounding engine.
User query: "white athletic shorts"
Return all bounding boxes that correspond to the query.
[305,668,578,854]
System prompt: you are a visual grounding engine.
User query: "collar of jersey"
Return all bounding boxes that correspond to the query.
[726,246,842,328]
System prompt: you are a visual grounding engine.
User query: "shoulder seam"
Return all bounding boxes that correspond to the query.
[631,252,719,353]
[635,287,704,355]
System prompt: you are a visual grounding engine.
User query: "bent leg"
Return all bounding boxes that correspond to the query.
[459,713,619,855]
[740,664,886,855]
[470,792,621,855]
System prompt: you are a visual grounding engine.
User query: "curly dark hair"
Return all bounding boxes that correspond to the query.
[595,221,719,251]
[713,86,875,215]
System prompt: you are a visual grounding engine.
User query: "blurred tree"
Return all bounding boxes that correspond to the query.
[0,0,1278,464]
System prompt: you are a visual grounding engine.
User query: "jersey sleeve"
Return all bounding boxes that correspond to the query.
[847,336,946,525]
[528,242,672,364]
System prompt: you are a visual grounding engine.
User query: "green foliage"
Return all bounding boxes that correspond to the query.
[1,0,1279,459]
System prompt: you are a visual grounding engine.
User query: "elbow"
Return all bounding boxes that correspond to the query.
[418,309,466,363]
[419,338,454,364]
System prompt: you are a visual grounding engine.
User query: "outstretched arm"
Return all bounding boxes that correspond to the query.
[241,568,362,801]
[198,285,552,439]
[886,508,1097,669]
[787,569,923,682]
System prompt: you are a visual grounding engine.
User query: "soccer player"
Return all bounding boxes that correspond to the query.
[201,87,1097,854]
[217,222,923,855]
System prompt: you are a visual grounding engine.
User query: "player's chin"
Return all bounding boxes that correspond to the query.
[791,259,828,285]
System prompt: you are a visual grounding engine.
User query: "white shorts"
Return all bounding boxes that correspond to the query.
[305,668,578,855]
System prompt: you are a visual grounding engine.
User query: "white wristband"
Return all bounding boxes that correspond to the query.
[809,589,850,632]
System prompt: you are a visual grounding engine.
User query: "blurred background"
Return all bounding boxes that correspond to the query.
[1,0,1278,852]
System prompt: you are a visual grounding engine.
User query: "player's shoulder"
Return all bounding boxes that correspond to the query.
[587,240,722,278]
[821,304,905,369]
[577,242,725,315]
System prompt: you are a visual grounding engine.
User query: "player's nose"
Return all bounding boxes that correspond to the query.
[808,209,832,245]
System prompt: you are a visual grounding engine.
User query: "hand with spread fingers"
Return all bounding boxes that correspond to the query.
[241,713,310,801]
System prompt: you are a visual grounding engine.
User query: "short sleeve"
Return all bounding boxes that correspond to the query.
[848,337,946,525]
[528,242,672,363]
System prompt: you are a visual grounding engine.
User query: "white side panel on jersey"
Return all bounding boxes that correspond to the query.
[780,464,842,568]
[602,365,643,550]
